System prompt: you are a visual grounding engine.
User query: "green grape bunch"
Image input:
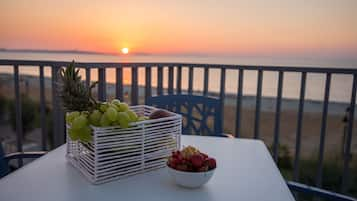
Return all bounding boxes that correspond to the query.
[66,99,149,142]
[66,111,92,143]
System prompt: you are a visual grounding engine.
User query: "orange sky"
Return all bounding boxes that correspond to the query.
[0,0,356,56]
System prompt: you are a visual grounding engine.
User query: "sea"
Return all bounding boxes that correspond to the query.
[0,51,356,104]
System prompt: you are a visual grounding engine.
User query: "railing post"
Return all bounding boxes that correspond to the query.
[115,66,123,101]
[293,72,307,182]
[187,65,194,132]
[175,65,182,113]
[13,65,23,167]
[85,68,91,88]
[168,65,174,95]
[316,73,331,187]
[157,65,163,96]
[51,65,65,148]
[131,65,138,105]
[39,65,47,151]
[235,69,244,138]
[176,65,182,94]
[98,67,106,101]
[254,70,263,139]
[219,68,226,133]
[145,65,152,104]
[203,66,209,96]
[188,66,194,94]
[273,71,284,162]
[341,74,357,193]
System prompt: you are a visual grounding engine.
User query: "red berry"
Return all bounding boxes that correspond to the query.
[176,154,183,161]
[168,157,176,168]
[198,165,209,172]
[186,165,194,172]
[176,164,188,171]
[200,152,208,159]
[190,154,205,168]
[172,151,178,158]
[204,157,216,169]
[169,162,175,168]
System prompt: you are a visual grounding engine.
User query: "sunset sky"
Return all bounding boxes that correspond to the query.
[0,0,356,57]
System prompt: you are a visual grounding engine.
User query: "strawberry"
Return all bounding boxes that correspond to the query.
[198,165,209,172]
[172,151,181,158]
[204,157,216,169]
[180,158,189,166]
[200,152,208,159]
[168,157,177,168]
[190,154,205,168]
[176,164,188,171]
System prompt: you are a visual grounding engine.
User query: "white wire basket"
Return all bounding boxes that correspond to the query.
[66,105,182,184]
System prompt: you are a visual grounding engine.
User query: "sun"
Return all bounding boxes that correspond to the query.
[121,47,129,54]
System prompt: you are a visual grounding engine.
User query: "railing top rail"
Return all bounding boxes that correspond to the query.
[0,59,356,74]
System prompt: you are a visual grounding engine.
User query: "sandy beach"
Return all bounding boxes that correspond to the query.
[0,73,356,160]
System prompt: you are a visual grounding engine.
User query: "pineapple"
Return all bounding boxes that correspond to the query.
[58,61,98,112]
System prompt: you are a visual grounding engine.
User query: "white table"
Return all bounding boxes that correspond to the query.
[0,136,295,201]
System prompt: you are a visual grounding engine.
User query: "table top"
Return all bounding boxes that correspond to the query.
[0,136,295,201]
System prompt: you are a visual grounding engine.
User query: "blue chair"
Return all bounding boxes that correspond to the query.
[287,181,357,201]
[0,142,46,178]
[146,94,224,136]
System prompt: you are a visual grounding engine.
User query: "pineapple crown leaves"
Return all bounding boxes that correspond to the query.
[58,60,98,112]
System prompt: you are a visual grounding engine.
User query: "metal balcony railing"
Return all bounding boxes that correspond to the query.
[0,59,356,199]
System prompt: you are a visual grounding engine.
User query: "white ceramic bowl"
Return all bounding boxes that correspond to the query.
[167,165,216,188]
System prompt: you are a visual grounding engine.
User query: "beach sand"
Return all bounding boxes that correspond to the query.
[223,105,355,159]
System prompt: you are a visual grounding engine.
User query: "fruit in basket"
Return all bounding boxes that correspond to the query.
[111,99,121,106]
[67,112,93,142]
[118,102,129,112]
[167,146,216,172]
[78,126,92,143]
[127,110,138,121]
[71,115,88,130]
[117,112,130,128]
[68,127,80,140]
[99,102,109,112]
[58,61,98,112]
[100,114,111,127]
[137,116,149,121]
[60,62,153,142]
[109,103,119,111]
[65,95,148,141]
[149,109,172,119]
[93,99,144,128]
[105,106,118,121]
[66,111,80,125]
[89,110,102,126]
